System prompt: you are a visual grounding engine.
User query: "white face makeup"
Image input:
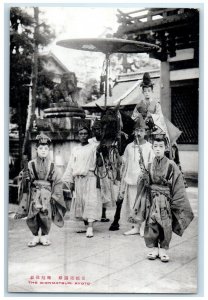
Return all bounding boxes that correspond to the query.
[153,141,166,158]
[37,145,50,158]
[143,87,152,100]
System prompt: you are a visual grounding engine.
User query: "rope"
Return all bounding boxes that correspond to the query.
[94,152,108,179]
[94,142,121,181]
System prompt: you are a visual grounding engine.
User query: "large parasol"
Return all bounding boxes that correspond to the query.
[56,38,160,107]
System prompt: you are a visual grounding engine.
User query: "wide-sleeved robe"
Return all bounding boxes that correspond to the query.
[129,156,194,248]
[17,157,66,233]
[132,99,182,145]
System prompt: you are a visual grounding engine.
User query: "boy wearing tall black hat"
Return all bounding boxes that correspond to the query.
[132,72,170,139]
[16,133,66,247]
[132,72,182,150]
[143,133,194,262]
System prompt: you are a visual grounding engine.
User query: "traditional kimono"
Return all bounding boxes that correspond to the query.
[119,141,155,222]
[132,99,182,145]
[130,156,194,249]
[17,157,66,235]
[62,143,102,221]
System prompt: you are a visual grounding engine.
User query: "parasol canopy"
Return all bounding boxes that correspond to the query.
[56,37,160,54]
[56,38,160,107]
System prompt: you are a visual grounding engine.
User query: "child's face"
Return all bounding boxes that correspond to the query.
[143,87,152,100]
[134,128,146,140]
[37,144,49,158]
[153,141,165,158]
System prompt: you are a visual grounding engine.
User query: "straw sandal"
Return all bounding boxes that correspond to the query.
[123,227,140,236]
[39,235,51,246]
[159,248,169,262]
[28,236,40,247]
[147,247,159,260]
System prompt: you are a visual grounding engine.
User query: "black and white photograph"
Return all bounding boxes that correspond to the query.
[6,2,202,295]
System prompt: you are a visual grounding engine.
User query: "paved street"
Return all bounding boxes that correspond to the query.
[7,186,198,294]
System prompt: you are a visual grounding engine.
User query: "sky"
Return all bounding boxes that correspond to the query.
[37,7,149,85]
[38,7,123,84]
[40,7,120,40]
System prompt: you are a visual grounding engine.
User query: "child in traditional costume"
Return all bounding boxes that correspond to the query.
[131,72,187,188]
[62,124,102,238]
[142,134,194,262]
[16,133,66,247]
[132,72,182,151]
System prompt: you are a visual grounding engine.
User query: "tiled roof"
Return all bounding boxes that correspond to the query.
[83,70,160,109]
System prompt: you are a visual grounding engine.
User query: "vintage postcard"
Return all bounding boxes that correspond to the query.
[7,3,201,295]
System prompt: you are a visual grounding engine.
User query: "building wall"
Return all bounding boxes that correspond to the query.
[42,57,65,76]
[179,150,198,176]
[178,143,198,177]
[160,48,199,177]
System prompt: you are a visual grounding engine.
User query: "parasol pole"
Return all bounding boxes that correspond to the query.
[56,38,161,109]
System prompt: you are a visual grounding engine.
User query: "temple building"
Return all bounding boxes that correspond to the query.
[114,8,199,178]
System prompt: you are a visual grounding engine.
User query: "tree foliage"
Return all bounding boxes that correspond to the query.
[10,7,55,175]
[10,7,55,125]
[80,78,101,104]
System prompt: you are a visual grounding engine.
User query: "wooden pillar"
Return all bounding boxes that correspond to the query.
[160,61,171,120]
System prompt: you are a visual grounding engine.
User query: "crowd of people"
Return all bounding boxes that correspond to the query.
[15,73,194,263]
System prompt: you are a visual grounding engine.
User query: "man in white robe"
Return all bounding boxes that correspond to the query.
[62,125,102,238]
[119,118,155,235]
